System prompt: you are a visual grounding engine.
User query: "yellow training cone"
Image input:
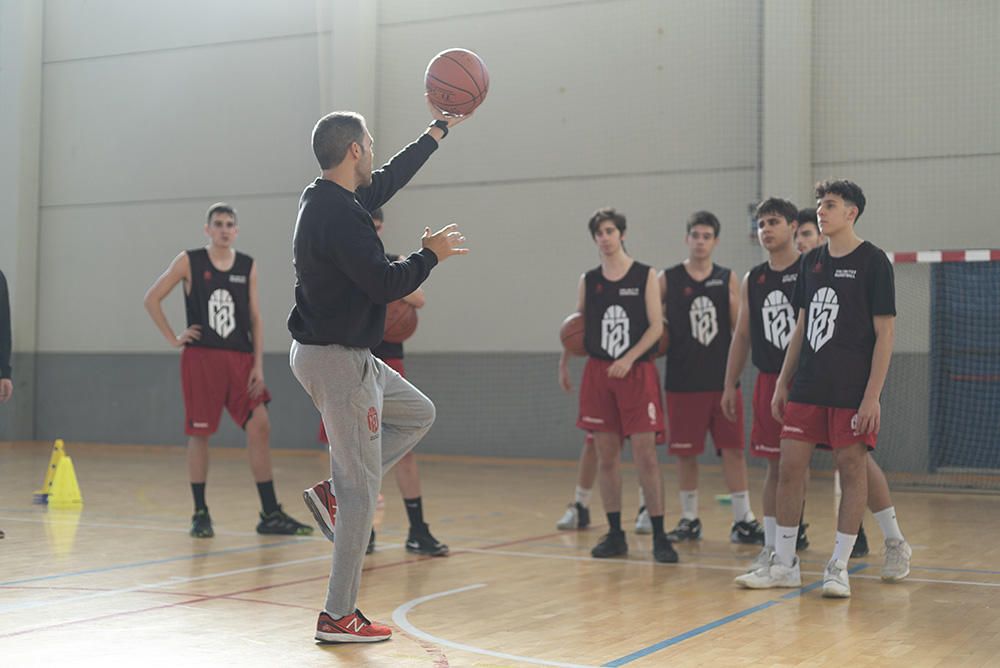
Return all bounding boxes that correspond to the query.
[33,439,66,504]
[48,455,83,510]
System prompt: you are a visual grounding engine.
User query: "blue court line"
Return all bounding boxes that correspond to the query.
[0,538,308,587]
[602,563,869,667]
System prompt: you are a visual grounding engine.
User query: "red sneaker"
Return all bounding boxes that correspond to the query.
[315,609,392,643]
[303,480,336,542]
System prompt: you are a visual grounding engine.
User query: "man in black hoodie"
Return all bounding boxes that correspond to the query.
[292,101,470,643]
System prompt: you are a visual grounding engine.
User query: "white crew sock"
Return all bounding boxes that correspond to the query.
[575,486,592,508]
[763,516,777,548]
[680,490,699,520]
[730,490,754,523]
[832,531,858,564]
[638,486,646,509]
[873,506,904,542]
[775,524,798,567]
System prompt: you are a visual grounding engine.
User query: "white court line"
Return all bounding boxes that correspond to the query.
[457,547,1000,588]
[0,553,333,616]
[393,584,597,668]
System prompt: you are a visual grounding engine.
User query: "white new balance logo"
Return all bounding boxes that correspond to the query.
[807,287,839,351]
[345,617,366,633]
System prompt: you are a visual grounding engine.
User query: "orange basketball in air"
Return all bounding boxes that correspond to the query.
[425,48,489,116]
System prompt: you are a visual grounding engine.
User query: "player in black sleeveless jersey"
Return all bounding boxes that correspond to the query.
[560,208,677,563]
[144,203,311,538]
[746,180,911,596]
[660,211,763,545]
[317,208,447,557]
[723,199,813,581]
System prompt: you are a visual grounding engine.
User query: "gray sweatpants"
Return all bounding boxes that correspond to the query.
[290,341,435,616]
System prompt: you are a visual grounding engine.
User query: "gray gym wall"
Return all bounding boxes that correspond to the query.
[1,1,998,476]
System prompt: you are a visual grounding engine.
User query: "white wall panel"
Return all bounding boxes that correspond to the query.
[37,194,302,352]
[43,0,321,62]
[41,35,321,206]
[380,0,577,25]
[813,0,1000,164]
[374,0,760,186]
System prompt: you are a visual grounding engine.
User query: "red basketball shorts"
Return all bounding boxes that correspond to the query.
[577,358,664,438]
[181,346,270,436]
[779,401,878,449]
[750,372,785,460]
[666,390,744,456]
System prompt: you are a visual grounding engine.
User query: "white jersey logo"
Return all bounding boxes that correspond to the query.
[689,295,718,346]
[762,290,795,350]
[807,287,839,351]
[208,288,236,339]
[601,305,630,359]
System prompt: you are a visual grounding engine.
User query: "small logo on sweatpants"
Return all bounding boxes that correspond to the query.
[367,407,379,434]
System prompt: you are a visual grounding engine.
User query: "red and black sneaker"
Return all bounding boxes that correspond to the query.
[315,609,392,643]
[303,480,337,543]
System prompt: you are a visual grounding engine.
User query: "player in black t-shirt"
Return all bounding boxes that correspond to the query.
[796,206,873,558]
[560,208,677,564]
[741,180,911,597]
[144,203,312,538]
[660,212,763,545]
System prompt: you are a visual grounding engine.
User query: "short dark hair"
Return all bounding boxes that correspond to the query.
[370,207,384,222]
[797,207,816,224]
[312,112,366,169]
[206,202,237,224]
[754,198,798,225]
[686,210,720,236]
[815,179,866,221]
[588,207,626,238]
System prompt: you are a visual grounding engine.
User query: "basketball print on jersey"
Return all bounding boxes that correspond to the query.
[208,288,237,339]
[807,287,839,351]
[689,296,718,346]
[762,290,795,350]
[601,305,630,359]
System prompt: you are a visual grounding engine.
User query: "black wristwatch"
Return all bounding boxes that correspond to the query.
[429,119,449,139]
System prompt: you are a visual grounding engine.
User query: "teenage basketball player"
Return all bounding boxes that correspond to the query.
[723,198,812,576]
[742,180,911,596]
[662,212,763,544]
[560,207,677,563]
[143,203,312,538]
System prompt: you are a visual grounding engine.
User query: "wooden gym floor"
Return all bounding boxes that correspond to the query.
[2,441,999,667]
